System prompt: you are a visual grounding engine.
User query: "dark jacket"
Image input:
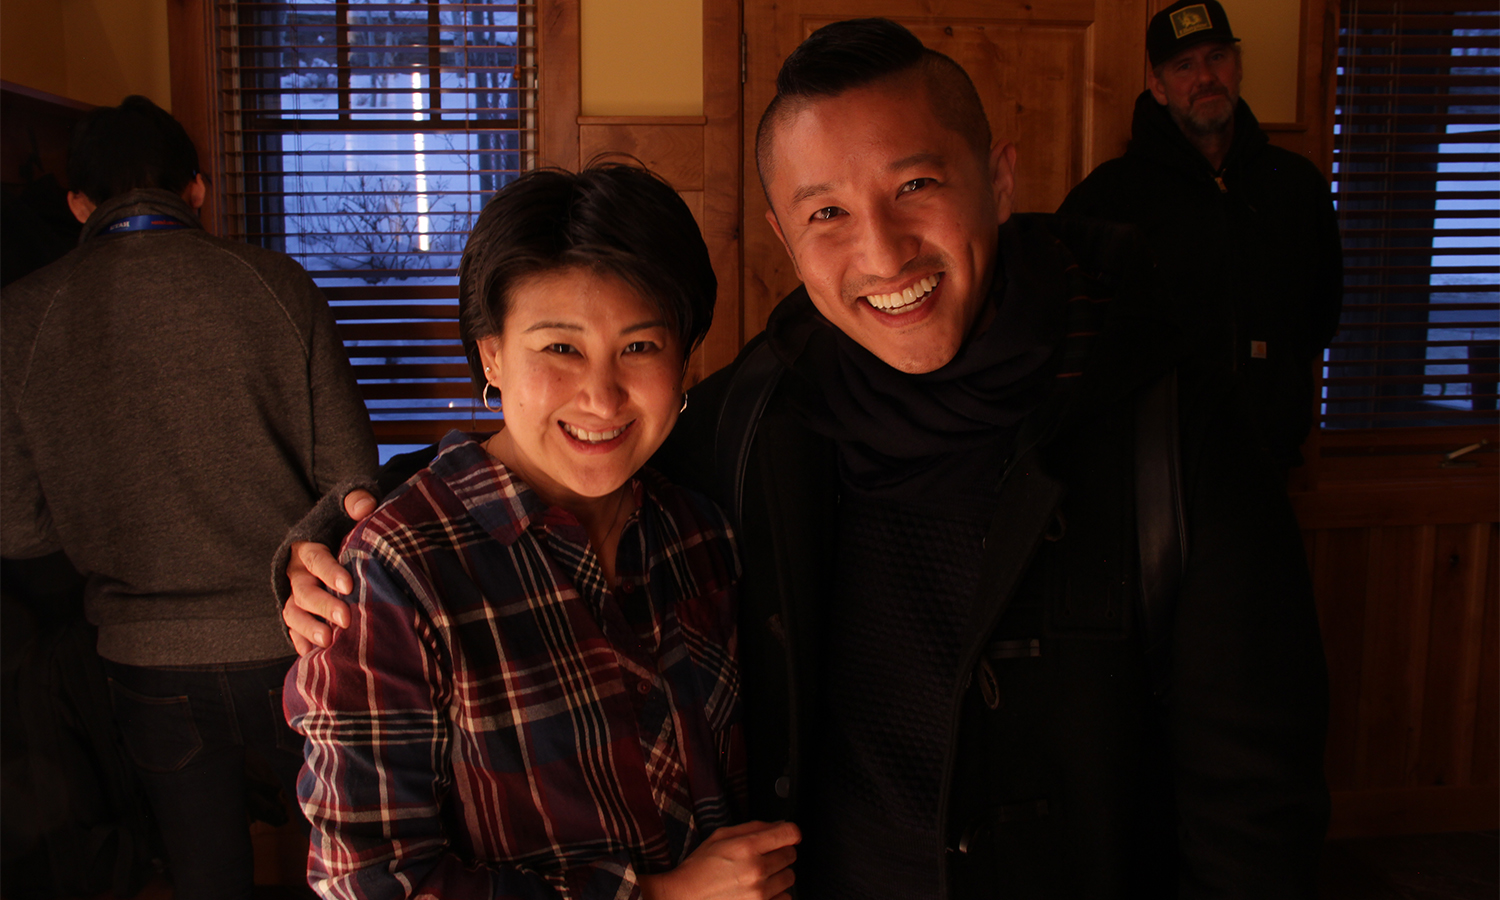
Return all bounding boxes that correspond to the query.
[1059,92,1343,468]
[656,214,1329,897]
[298,214,1330,896]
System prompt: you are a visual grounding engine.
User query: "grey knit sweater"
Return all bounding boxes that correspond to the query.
[1,189,377,665]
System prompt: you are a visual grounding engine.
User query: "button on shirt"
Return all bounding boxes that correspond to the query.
[286,432,745,898]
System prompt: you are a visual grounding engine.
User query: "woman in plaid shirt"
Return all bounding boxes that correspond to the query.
[285,165,800,899]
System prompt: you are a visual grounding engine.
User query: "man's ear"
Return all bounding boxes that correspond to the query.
[764,207,802,279]
[989,142,1018,224]
[67,191,96,224]
[183,173,207,212]
[1147,69,1169,106]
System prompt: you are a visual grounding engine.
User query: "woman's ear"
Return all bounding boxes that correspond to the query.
[477,335,503,384]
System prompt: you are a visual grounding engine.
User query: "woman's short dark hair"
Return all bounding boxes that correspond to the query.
[458,163,716,393]
[67,95,200,204]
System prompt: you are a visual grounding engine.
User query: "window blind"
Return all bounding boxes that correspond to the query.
[1326,0,1499,428]
[214,0,535,450]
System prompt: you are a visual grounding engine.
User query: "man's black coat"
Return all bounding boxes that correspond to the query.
[1059,93,1343,469]
[656,214,1329,897]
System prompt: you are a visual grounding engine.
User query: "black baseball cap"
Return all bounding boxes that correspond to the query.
[1147,0,1240,67]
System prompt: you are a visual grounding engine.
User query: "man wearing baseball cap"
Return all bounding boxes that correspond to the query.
[1061,0,1343,474]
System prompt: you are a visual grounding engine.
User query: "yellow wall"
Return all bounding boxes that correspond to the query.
[1,0,71,99]
[1220,0,1303,124]
[579,0,703,116]
[0,0,1300,128]
[0,0,171,109]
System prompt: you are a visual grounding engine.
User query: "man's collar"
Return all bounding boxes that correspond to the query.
[80,189,201,244]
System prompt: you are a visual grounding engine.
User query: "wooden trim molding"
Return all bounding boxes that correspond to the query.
[1329,787,1500,839]
[578,115,709,126]
[694,0,744,378]
[1292,478,1499,529]
[0,80,95,112]
[539,0,581,169]
[166,0,221,233]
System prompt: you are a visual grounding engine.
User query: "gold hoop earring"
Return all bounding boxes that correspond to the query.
[482,383,502,413]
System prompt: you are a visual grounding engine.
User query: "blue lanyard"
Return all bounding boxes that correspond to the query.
[103,215,189,236]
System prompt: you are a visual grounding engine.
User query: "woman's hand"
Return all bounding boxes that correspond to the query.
[283,489,377,653]
[638,820,800,900]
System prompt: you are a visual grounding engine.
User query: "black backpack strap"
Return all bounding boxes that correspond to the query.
[713,340,787,528]
[1135,368,1187,697]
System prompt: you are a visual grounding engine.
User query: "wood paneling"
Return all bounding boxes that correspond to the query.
[696,0,744,379]
[1292,478,1497,529]
[1353,526,1435,790]
[579,123,705,189]
[1300,419,1497,838]
[678,189,705,232]
[167,0,219,233]
[1314,526,1374,794]
[895,21,1089,216]
[1308,514,1500,837]
[1329,785,1500,839]
[539,0,581,169]
[1473,551,1499,787]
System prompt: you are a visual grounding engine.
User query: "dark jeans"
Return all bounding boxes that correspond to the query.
[104,657,307,900]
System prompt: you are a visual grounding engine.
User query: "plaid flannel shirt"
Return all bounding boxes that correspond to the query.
[286,432,745,899]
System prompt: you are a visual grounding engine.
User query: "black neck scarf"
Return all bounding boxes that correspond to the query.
[766,218,1068,512]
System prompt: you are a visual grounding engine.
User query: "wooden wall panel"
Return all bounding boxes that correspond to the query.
[1351,526,1434,790]
[539,0,581,169]
[1472,537,1499,787]
[1263,0,1338,173]
[889,22,1090,215]
[167,0,220,233]
[578,121,706,189]
[1307,509,1500,838]
[1416,525,1488,792]
[1314,526,1372,793]
[678,189,706,232]
[695,0,745,377]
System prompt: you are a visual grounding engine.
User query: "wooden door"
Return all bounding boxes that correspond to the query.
[740,0,1152,338]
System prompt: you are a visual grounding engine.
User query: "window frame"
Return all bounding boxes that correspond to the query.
[168,0,581,450]
[1323,0,1498,430]
[1293,0,1498,489]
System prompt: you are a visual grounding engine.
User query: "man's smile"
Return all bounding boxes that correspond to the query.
[863,272,944,313]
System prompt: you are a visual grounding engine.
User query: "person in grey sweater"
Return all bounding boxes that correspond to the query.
[0,95,376,900]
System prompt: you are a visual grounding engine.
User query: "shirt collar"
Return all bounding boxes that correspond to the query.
[426,429,661,547]
[80,188,201,244]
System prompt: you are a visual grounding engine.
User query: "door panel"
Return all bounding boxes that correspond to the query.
[741,0,1150,338]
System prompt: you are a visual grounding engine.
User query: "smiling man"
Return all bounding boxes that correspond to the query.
[1060,0,1343,472]
[280,18,1330,898]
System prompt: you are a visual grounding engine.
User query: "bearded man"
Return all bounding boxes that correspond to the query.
[1061,0,1343,472]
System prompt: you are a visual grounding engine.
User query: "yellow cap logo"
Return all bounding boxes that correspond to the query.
[1170,4,1213,38]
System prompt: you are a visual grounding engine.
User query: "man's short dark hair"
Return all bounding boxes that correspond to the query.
[67,95,200,204]
[754,18,992,195]
[457,163,717,393]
